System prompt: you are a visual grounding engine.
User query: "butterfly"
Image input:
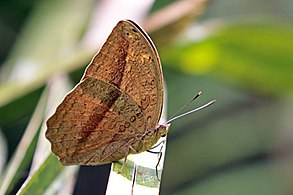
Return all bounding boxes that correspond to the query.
[45,20,170,166]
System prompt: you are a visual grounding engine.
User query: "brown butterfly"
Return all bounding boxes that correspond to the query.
[45,20,170,166]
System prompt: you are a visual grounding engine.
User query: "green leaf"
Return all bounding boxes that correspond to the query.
[162,21,293,96]
[0,89,47,194]
[17,154,63,195]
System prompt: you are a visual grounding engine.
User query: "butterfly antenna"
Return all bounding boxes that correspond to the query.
[166,100,216,124]
[168,91,203,121]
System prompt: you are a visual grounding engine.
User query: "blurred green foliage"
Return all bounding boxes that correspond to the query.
[162,22,293,95]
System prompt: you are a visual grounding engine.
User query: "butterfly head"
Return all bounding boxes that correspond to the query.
[156,123,171,137]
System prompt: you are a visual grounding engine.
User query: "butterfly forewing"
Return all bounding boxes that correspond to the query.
[46,20,164,165]
[83,20,164,130]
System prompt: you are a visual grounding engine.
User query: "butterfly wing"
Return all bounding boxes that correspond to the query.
[46,20,164,165]
[46,78,147,165]
[83,20,164,131]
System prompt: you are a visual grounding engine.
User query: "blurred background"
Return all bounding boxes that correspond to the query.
[0,0,293,194]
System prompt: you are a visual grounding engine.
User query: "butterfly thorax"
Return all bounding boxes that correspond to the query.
[130,123,170,153]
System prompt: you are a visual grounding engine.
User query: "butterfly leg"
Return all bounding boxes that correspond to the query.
[147,143,164,181]
[148,140,165,150]
[118,156,128,173]
[118,146,139,173]
[155,150,163,181]
[129,145,138,153]
[131,163,137,195]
